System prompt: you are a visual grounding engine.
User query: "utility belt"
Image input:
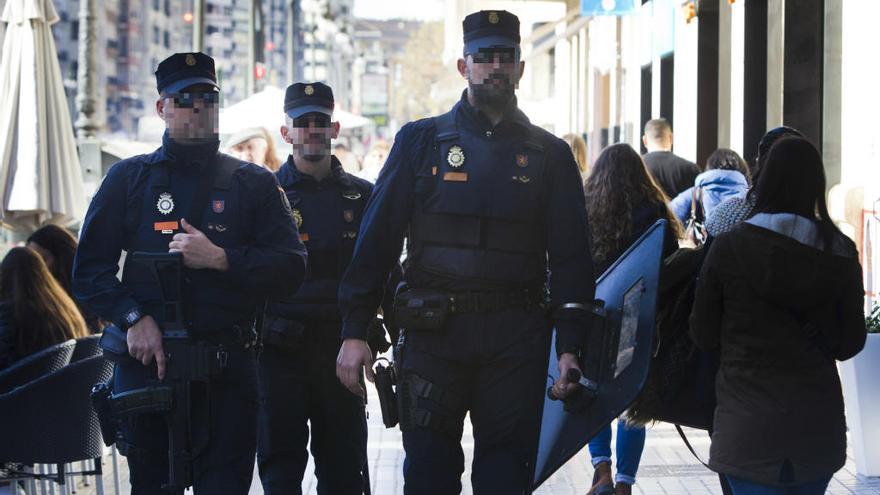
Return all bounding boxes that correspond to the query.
[394,286,548,331]
[262,313,391,355]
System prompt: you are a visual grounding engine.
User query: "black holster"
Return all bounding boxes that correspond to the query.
[373,358,398,428]
[90,381,119,446]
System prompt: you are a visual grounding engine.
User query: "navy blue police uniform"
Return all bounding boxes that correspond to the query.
[256,82,388,495]
[72,53,307,495]
[338,11,595,495]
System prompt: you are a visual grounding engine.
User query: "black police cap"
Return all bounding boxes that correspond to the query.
[284,82,335,119]
[462,10,520,55]
[155,52,219,95]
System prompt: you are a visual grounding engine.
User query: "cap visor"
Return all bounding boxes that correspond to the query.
[162,77,220,94]
[285,105,333,119]
[465,35,518,55]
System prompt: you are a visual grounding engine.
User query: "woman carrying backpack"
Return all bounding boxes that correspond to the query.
[583,143,683,495]
[689,137,866,494]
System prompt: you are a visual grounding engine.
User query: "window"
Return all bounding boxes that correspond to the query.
[153,0,160,11]
[164,0,171,16]
[71,21,78,41]
[164,30,170,48]
[153,26,160,45]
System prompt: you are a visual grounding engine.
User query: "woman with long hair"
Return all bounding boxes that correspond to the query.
[583,143,683,495]
[27,224,104,332]
[0,247,89,370]
[690,137,866,494]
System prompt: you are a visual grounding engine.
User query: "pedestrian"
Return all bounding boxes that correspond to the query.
[703,126,804,238]
[355,140,390,183]
[335,142,363,174]
[690,137,866,494]
[582,143,682,495]
[562,133,589,182]
[72,52,307,494]
[335,10,595,494]
[256,82,385,494]
[641,118,700,199]
[27,224,105,332]
[225,126,282,172]
[0,247,88,371]
[669,148,750,225]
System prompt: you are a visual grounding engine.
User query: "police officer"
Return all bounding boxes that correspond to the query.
[256,82,392,494]
[72,52,307,494]
[336,11,595,494]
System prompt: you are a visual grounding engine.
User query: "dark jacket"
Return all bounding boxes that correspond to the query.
[643,151,700,199]
[0,302,17,370]
[592,200,678,277]
[689,214,866,485]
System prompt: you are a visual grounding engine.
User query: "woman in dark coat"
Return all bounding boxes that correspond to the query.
[689,137,866,494]
[583,143,682,495]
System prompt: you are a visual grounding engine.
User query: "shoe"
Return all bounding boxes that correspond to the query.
[586,461,614,495]
[614,482,632,495]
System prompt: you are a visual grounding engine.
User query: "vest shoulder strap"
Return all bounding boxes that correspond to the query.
[213,154,241,190]
[433,108,458,143]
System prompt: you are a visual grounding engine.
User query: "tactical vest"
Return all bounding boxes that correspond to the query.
[120,154,255,330]
[408,108,548,288]
[266,174,367,321]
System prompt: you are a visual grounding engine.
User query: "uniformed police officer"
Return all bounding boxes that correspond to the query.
[336,11,595,494]
[72,52,307,494]
[256,82,390,494]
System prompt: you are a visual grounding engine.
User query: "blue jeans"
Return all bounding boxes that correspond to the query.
[725,475,831,495]
[588,420,646,485]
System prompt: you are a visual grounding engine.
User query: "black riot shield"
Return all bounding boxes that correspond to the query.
[531,220,667,490]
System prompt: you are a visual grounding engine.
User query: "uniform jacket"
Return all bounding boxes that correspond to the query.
[670,169,749,224]
[73,133,307,334]
[269,156,373,323]
[689,213,866,485]
[338,92,594,352]
[643,151,700,199]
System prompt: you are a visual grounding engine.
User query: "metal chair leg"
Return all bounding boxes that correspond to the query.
[93,457,105,495]
[110,446,120,495]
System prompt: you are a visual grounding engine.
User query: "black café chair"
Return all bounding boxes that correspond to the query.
[71,334,103,363]
[0,339,75,395]
[0,355,113,491]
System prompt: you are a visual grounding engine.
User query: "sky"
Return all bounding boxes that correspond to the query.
[352,0,445,21]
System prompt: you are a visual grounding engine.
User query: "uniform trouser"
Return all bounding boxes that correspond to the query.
[112,346,258,495]
[397,306,551,495]
[256,334,368,495]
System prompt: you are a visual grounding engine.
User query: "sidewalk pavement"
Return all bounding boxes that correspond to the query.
[78,385,880,495]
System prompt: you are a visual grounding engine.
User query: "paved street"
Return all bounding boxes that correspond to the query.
[69,384,880,495]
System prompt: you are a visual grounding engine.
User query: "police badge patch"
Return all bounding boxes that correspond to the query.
[212,200,225,213]
[447,146,465,168]
[157,192,175,215]
[516,153,529,168]
[292,209,303,229]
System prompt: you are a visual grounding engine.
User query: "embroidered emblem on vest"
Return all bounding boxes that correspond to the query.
[157,192,175,215]
[447,145,465,168]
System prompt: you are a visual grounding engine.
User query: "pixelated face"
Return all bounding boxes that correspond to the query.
[158,84,219,141]
[281,113,339,161]
[231,137,269,166]
[464,47,523,106]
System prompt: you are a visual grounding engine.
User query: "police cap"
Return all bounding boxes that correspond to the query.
[284,82,335,119]
[155,52,219,95]
[462,10,521,55]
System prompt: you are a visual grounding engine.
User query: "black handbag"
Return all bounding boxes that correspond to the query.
[625,246,718,431]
